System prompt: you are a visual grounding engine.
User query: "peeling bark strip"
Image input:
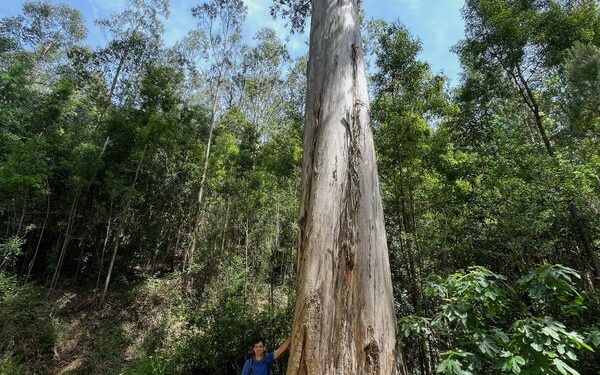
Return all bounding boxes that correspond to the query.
[287,0,405,374]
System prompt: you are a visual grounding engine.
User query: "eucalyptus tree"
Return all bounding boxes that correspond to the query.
[0,3,86,280]
[75,0,170,299]
[95,0,169,113]
[184,0,247,275]
[271,0,404,373]
[227,29,291,287]
[0,1,86,73]
[99,64,194,305]
[237,28,290,136]
[283,56,308,118]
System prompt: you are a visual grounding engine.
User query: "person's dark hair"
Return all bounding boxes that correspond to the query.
[251,337,265,347]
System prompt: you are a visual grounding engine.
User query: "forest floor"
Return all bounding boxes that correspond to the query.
[1,271,292,375]
[1,274,194,375]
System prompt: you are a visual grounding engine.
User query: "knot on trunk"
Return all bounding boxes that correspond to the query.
[364,326,381,374]
[304,289,322,337]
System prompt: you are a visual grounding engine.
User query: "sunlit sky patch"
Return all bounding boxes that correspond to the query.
[1,0,465,84]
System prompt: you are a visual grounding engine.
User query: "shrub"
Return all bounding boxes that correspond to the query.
[399,265,597,375]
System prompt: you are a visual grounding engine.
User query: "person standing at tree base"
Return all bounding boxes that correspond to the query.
[241,337,290,375]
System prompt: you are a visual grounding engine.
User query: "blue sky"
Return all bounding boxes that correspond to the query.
[1,0,465,83]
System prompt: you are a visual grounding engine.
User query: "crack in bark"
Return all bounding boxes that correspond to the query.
[338,98,364,272]
[297,96,323,290]
[351,43,358,81]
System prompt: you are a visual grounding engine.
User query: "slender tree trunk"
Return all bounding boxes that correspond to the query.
[512,67,554,157]
[100,147,145,306]
[74,236,87,279]
[286,1,403,374]
[271,202,280,311]
[100,232,121,307]
[26,193,50,282]
[186,63,227,273]
[510,68,600,280]
[568,202,600,277]
[98,50,130,159]
[48,190,80,295]
[4,200,12,237]
[106,52,129,115]
[397,163,420,311]
[97,20,144,157]
[220,199,231,254]
[408,186,424,300]
[427,338,436,374]
[172,224,183,272]
[36,41,57,65]
[15,198,27,237]
[96,200,114,291]
[245,216,249,298]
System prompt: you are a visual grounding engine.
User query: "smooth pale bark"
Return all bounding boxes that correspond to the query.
[287,1,404,374]
[271,202,280,310]
[95,199,113,291]
[16,199,26,237]
[184,78,221,272]
[48,190,80,296]
[244,217,250,297]
[26,192,50,281]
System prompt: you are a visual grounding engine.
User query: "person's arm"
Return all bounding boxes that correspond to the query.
[274,337,290,360]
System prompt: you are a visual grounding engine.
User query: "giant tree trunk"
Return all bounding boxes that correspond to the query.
[286,1,404,374]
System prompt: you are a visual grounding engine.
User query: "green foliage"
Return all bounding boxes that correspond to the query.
[403,265,595,375]
[1,1,599,374]
[0,355,22,375]
[427,267,507,325]
[0,136,49,197]
[369,9,600,372]
[0,1,86,68]
[0,273,56,374]
[517,264,584,315]
[123,355,169,375]
[119,280,293,375]
[0,237,24,271]
[559,42,600,151]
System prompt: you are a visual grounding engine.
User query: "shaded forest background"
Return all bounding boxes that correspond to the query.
[0,0,599,374]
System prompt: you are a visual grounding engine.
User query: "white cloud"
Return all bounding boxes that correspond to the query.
[244,0,267,15]
[87,0,123,16]
[395,0,423,15]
